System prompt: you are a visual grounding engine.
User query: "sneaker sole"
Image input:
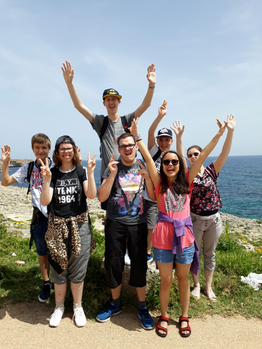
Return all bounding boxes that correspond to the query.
[38,295,49,303]
[138,313,154,330]
[96,309,122,323]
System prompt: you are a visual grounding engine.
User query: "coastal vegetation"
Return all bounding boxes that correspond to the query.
[0,216,262,319]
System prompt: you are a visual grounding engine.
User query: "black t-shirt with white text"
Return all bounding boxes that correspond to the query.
[50,166,87,218]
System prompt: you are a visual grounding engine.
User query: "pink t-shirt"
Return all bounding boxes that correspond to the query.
[152,179,194,250]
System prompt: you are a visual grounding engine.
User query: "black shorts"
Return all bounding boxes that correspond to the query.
[105,219,147,289]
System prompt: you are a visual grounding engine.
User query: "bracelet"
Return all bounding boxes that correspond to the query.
[136,138,142,142]
[134,134,141,140]
[149,85,155,89]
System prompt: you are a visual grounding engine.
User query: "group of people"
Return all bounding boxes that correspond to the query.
[1,60,237,338]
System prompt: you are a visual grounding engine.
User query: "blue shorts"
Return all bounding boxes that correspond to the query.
[32,213,48,256]
[153,243,195,265]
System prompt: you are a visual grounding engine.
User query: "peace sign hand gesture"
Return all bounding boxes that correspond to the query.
[39,158,52,182]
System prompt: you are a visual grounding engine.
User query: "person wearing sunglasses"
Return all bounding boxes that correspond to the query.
[173,115,237,303]
[130,118,227,338]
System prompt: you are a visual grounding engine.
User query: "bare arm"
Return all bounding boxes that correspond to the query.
[148,100,168,150]
[134,63,156,119]
[171,120,187,169]
[213,114,237,174]
[188,119,227,184]
[130,119,160,188]
[97,154,119,202]
[62,61,94,123]
[83,153,97,199]
[137,160,156,201]
[1,145,17,186]
[39,158,53,206]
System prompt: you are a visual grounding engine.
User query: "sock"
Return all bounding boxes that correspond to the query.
[55,300,64,308]
[112,297,121,308]
[73,302,82,309]
[139,301,146,309]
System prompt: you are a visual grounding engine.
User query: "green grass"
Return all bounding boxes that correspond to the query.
[1,218,262,319]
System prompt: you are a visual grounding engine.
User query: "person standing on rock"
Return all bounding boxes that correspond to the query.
[173,114,238,302]
[61,60,156,265]
[1,134,53,303]
[96,133,155,330]
[39,135,96,328]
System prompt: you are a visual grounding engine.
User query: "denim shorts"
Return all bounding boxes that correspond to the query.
[32,213,48,256]
[153,243,195,265]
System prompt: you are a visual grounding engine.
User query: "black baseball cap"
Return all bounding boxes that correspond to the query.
[156,128,173,139]
[55,135,76,148]
[103,88,122,100]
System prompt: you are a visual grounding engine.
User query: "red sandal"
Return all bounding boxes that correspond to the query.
[156,316,169,338]
[179,316,191,338]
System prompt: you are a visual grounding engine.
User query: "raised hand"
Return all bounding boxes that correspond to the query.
[171,120,185,137]
[137,160,150,180]
[226,114,238,131]
[87,153,96,173]
[129,118,139,137]
[216,119,227,137]
[1,145,11,163]
[61,60,74,84]
[39,158,51,181]
[158,100,168,118]
[107,153,119,176]
[147,63,156,87]
[76,146,82,163]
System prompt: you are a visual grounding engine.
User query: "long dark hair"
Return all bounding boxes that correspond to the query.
[160,151,190,195]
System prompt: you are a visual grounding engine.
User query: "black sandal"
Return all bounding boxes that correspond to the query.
[179,316,191,338]
[156,316,169,338]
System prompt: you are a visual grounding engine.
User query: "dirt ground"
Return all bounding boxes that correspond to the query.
[1,302,262,349]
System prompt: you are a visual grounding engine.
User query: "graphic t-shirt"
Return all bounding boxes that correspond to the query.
[91,112,135,176]
[152,179,194,250]
[50,166,87,218]
[12,161,54,217]
[190,163,222,215]
[103,161,147,225]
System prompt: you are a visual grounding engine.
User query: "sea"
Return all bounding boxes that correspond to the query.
[1,155,261,220]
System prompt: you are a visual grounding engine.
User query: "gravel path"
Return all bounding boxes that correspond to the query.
[1,303,262,349]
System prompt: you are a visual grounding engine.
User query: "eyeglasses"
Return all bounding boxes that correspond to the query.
[187,152,200,159]
[59,147,73,153]
[162,159,179,166]
[119,144,136,150]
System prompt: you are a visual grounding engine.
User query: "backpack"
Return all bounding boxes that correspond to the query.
[99,115,130,142]
[152,148,162,162]
[26,161,35,195]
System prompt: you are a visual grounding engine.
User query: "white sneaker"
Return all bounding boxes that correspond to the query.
[124,250,131,266]
[73,306,86,327]
[49,305,64,327]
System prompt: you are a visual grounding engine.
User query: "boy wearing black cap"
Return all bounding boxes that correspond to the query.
[145,100,173,259]
[61,60,156,180]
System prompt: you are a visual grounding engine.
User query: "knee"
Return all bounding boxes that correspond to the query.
[176,275,189,288]
[160,275,173,291]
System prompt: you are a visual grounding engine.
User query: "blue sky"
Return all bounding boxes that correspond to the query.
[0,0,261,160]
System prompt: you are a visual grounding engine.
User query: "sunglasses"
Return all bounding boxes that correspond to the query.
[187,152,200,159]
[119,144,136,150]
[162,159,179,166]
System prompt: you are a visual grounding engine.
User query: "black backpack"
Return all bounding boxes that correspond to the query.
[99,115,130,142]
[26,161,35,195]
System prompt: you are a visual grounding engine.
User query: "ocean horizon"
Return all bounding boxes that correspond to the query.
[1,155,261,221]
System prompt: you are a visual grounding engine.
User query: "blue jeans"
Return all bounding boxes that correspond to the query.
[153,243,195,265]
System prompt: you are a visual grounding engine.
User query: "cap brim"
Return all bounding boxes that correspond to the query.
[103,94,122,100]
[156,134,172,138]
